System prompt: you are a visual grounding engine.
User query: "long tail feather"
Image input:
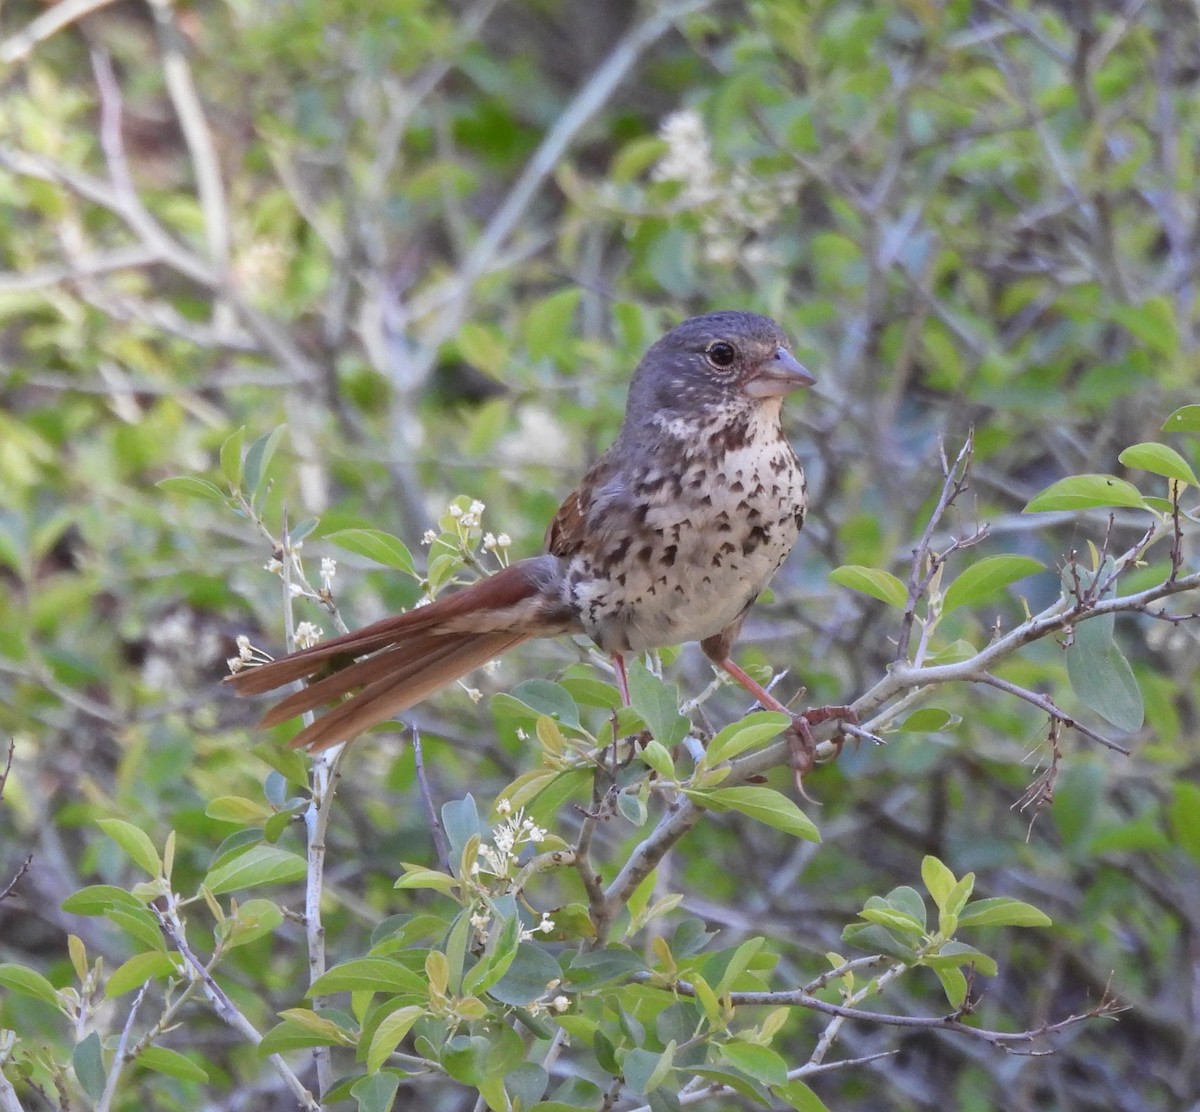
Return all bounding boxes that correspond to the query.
[225,555,573,750]
[291,630,529,752]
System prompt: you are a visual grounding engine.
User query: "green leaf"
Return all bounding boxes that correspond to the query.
[1168,782,1200,863]
[639,739,676,779]
[1111,296,1176,355]
[97,819,162,878]
[622,1043,676,1094]
[365,1005,425,1073]
[206,796,272,824]
[1119,442,1200,486]
[61,885,147,916]
[565,946,647,989]
[243,424,288,497]
[309,958,427,996]
[106,952,177,998]
[704,711,791,765]
[220,426,246,486]
[205,845,307,894]
[627,659,690,747]
[0,962,60,1007]
[772,1078,832,1112]
[73,1032,105,1100]
[497,680,583,730]
[1066,614,1144,731]
[219,898,284,949]
[259,1012,354,1055]
[688,786,819,842]
[829,565,908,608]
[326,528,415,574]
[487,943,563,1005]
[720,1041,788,1086]
[394,866,459,893]
[898,708,959,733]
[1162,405,1200,433]
[524,288,581,361]
[713,937,765,996]
[956,898,1052,929]
[1023,474,1147,512]
[155,476,229,504]
[921,856,957,911]
[138,1045,210,1082]
[942,555,1044,614]
[858,907,925,936]
[923,941,998,976]
[352,1072,400,1112]
[935,966,968,1008]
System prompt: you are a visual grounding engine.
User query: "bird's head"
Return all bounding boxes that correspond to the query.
[626,310,815,423]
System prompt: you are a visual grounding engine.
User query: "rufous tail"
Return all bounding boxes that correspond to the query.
[225,560,561,752]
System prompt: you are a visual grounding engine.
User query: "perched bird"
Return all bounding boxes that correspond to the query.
[228,310,823,754]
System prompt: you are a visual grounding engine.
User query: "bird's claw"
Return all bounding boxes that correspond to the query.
[786,705,860,799]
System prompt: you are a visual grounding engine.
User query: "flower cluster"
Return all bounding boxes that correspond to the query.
[226,633,274,675]
[651,108,797,267]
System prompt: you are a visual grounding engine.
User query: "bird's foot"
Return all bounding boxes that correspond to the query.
[785,704,860,799]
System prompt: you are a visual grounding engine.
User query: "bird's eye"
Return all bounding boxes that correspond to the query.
[706,340,737,369]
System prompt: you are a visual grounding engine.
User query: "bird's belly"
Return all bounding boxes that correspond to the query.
[569,438,805,654]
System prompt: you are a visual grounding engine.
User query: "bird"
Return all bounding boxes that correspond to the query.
[227,310,828,755]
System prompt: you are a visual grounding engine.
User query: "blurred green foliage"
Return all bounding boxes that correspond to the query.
[2,0,1200,1109]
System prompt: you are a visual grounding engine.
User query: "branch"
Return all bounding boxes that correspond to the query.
[0,0,121,65]
[95,983,148,1112]
[154,902,318,1110]
[895,431,975,662]
[650,974,1122,1048]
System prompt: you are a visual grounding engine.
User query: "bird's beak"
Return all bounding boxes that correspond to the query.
[743,347,816,399]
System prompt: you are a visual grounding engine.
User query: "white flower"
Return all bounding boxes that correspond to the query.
[469,500,485,516]
[495,533,511,548]
[552,995,570,1013]
[264,557,283,574]
[482,532,497,550]
[460,512,479,528]
[653,108,717,206]
[496,798,512,816]
[320,557,337,584]
[422,529,438,545]
[483,659,501,676]
[537,913,555,933]
[448,504,464,519]
[294,622,322,649]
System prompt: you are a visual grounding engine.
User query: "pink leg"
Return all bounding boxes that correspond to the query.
[612,653,631,705]
[718,658,792,713]
[716,657,858,790]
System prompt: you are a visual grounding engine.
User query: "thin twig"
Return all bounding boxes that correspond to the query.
[414,728,451,872]
[95,982,149,1112]
[154,902,318,1109]
[0,0,121,64]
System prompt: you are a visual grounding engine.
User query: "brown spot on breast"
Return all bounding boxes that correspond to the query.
[660,544,678,567]
[742,524,770,556]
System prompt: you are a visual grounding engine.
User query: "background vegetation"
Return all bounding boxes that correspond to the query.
[2,0,1199,1109]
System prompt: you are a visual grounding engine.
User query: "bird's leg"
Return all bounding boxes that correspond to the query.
[715,658,858,788]
[611,653,631,705]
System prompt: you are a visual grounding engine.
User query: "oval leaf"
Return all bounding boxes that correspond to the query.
[364,1004,425,1073]
[1023,474,1147,512]
[138,1045,210,1082]
[1162,405,1200,433]
[705,711,791,766]
[829,565,908,608]
[1118,442,1199,486]
[309,957,427,996]
[942,555,1044,614]
[205,845,306,894]
[1065,615,1145,732]
[325,529,415,574]
[688,786,819,842]
[155,476,228,504]
[97,819,162,878]
[0,963,60,1007]
[956,897,1052,929]
[106,952,177,998]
